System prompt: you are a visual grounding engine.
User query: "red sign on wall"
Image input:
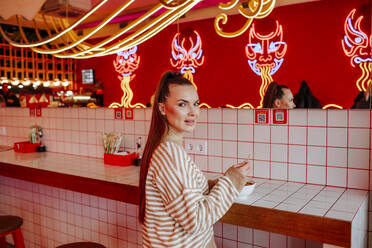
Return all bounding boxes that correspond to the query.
[125,108,133,120]
[29,107,35,117]
[255,109,269,124]
[36,107,42,117]
[114,108,123,120]
[272,109,287,124]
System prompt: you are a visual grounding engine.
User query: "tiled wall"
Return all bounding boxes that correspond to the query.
[0,108,370,189]
[0,107,371,247]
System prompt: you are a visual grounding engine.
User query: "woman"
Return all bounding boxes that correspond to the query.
[262,82,296,109]
[139,71,249,248]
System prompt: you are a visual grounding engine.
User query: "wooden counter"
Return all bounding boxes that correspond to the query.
[0,150,367,247]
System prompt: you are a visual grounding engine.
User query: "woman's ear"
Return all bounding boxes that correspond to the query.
[273,99,281,108]
[158,102,166,115]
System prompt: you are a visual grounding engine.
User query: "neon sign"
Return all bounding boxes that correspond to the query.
[170,30,205,90]
[109,46,145,108]
[245,20,287,108]
[341,9,371,92]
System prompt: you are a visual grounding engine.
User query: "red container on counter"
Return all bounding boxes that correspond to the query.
[104,152,138,166]
[14,141,40,153]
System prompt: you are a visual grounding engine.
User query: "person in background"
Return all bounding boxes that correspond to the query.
[139,71,250,248]
[0,83,20,107]
[351,83,372,109]
[293,80,322,108]
[262,81,296,109]
[0,94,5,107]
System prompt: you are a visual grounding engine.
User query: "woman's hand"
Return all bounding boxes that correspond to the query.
[232,160,250,177]
[224,158,250,191]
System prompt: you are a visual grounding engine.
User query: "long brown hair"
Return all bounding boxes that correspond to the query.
[139,71,192,222]
[262,82,289,108]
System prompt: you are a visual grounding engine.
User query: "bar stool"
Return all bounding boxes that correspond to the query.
[56,242,106,248]
[0,215,25,248]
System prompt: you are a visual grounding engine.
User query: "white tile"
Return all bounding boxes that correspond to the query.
[288,164,306,183]
[307,165,326,185]
[213,222,223,237]
[223,157,238,173]
[288,236,305,248]
[289,126,307,145]
[325,209,354,221]
[238,109,254,124]
[288,145,306,164]
[308,110,326,126]
[270,125,288,144]
[208,156,222,173]
[237,242,252,248]
[253,125,270,143]
[288,109,307,125]
[238,125,253,142]
[208,124,222,139]
[254,161,270,178]
[223,109,237,123]
[208,140,222,156]
[348,148,369,169]
[348,169,369,189]
[348,128,370,149]
[223,141,237,158]
[254,143,270,160]
[208,109,222,123]
[327,128,347,147]
[133,109,145,121]
[349,109,370,128]
[327,167,347,187]
[270,233,287,248]
[270,162,287,180]
[237,226,253,244]
[222,223,237,239]
[194,123,208,139]
[238,142,253,159]
[223,124,237,140]
[327,147,347,167]
[223,239,237,248]
[253,229,269,247]
[307,127,326,146]
[328,110,348,127]
[271,144,288,163]
[307,146,326,166]
[299,206,327,216]
[194,155,208,172]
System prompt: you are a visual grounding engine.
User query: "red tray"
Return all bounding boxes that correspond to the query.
[104,152,138,166]
[14,141,40,153]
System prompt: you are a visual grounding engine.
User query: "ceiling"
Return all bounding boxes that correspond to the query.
[0,0,320,40]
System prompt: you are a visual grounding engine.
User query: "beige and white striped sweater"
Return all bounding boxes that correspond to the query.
[142,141,239,248]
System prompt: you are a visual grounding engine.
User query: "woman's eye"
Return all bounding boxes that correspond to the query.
[179,102,186,107]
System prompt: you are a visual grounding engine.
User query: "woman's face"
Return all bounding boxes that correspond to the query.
[159,84,200,135]
[274,88,296,109]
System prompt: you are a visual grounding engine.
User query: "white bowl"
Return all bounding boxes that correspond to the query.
[238,180,256,197]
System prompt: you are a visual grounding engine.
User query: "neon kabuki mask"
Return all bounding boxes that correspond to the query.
[245,21,287,107]
[341,9,371,92]
[170,30,205,89]
[109,46,145,108]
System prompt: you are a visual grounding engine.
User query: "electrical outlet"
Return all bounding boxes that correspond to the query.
[184,140,207,155]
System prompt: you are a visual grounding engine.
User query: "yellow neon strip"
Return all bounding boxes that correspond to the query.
[96,0,196,55]
[33,0,135,54]
[238,0,263,19]
[322,104,343,109]
[0,0,108,47]
[356,62,366,91]
[159,0,189,9]
[72,0,196,58]
[214,14,254,38]
[219,0,239,10]
[226,103,254,109]
[199,103,212,108]
[55,4,164,58]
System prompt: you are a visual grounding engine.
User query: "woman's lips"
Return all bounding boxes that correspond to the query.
[185,120,195,126]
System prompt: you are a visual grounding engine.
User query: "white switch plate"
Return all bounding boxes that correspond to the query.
[1,126,6,135]
[184,140,207,155]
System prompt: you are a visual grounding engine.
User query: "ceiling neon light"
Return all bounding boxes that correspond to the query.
[341,9,371,92]
[109,46,145,108]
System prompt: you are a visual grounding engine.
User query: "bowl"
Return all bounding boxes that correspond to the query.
[238,180,256,197]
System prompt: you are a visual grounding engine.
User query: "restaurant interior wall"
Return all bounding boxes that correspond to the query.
[77,0,371,108]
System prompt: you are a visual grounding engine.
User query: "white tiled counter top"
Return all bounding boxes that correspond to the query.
[0,150,368,247]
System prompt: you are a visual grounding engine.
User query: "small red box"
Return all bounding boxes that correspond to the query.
[104,152,138,166]
[14,141,40,153]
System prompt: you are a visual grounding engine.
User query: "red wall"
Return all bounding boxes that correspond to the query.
[77,0,371,108]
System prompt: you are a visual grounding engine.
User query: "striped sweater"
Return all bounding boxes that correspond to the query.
[142,141,240,248]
